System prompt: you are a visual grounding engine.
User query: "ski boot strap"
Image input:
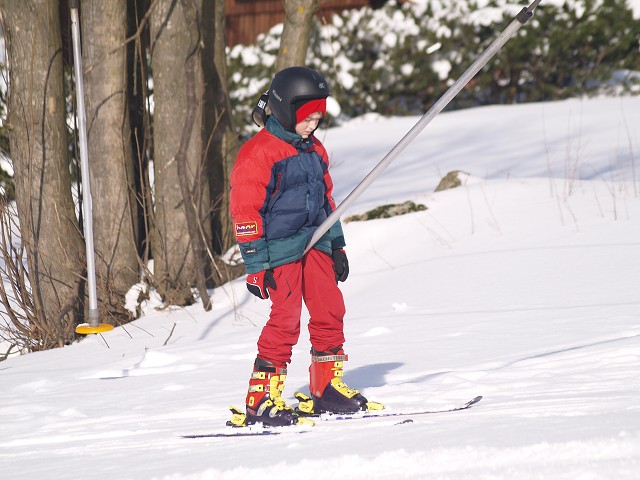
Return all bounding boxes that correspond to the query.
[294,392,315,415]
[311,353,348,363]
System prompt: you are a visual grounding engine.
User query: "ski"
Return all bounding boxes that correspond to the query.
[310,395,483,422]
[181,426,310,438]
[182,396,482,438]
[181,405,315,438]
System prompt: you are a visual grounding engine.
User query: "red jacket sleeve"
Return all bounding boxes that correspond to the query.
[229,135,272,244]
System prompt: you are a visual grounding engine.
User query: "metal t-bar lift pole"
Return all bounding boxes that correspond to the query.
[70,0,114,335]
[305,0,542,254]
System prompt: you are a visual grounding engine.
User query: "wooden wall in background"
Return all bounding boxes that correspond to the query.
[225,0,373,46]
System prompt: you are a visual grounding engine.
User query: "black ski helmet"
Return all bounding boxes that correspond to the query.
[268,66,330,131]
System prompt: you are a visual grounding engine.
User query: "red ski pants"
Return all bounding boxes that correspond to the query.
[257,249,346,366]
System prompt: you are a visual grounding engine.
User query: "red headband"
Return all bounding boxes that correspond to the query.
[295,98,327,124]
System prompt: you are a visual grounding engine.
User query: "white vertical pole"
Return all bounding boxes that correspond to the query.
[70,1,111,334]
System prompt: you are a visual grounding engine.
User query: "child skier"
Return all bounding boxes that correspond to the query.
[229,66,374,426]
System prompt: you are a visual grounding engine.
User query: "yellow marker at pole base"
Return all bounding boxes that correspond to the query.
[76,323,114,335]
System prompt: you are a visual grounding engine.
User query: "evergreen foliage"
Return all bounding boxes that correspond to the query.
[227,0,640,131]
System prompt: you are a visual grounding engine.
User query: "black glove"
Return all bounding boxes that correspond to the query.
[332,249,349,283]
[246,270,277,299]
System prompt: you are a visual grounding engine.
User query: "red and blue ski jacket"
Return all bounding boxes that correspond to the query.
[230,117,345,274]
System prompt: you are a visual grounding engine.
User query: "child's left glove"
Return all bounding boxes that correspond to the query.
[332,249,349,283]
[246,270,277,299]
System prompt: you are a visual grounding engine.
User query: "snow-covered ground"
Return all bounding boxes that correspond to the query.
[1,95,639,479]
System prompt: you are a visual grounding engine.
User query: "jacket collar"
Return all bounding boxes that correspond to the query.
[266,116,314,150]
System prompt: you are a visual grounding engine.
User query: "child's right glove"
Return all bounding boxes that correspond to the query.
[246,270,277,299]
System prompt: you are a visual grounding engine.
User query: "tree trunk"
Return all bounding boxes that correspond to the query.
[276,0,319,70]
[201,0,241,260]
[1,0,86,348]
[126,0,153,270]
[150,0,212,306]
[81,0,139,323]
